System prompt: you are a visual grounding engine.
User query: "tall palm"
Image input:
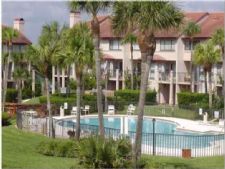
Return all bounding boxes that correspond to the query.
[69,1,111,137]
[62,23,94,140]
[113,1,183,163]
[194,40,220,108]
[112,2,138,90]
[12,52,29,103]
[28,21,62,138]
[183,22,201,92]
[2,27,19,111]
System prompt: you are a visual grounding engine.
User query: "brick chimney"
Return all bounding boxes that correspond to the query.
[13,18,24,33]
[69,11,81,28]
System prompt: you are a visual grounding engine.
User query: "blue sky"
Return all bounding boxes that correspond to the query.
[2,1,224,44]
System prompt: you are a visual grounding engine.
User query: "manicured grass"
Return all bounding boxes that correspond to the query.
[2,125,77,169]
[119,105,198,120]
[2,124,224,169]
[142,155,224,169]
[23,97,40,104]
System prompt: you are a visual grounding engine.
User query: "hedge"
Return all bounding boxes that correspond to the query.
[37,140,78,158]
[39,94,126,112]
[114,89,156,104]
[6,88,18,103]
[2,112,11,126]
[177,92,209,109]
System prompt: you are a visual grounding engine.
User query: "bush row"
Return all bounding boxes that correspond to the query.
[177,92,209,109]
[39,94,125,112]
[6,85,42,103]
[37,140,77,158]
[2,112,11,126]
[114,89,156,104]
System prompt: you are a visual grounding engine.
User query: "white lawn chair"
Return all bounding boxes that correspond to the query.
[108,105,115,115]
[127,104,136,115]
[83,105,90,115]
[71,106,77,115]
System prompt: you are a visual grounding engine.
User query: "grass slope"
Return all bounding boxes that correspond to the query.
[2,125,76,169]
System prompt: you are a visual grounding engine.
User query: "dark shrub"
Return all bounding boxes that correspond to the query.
[67,130,75,139]
[6,88,18,102]
[78,136,132,169]
[115,89,156,104]
[107,96,125,111]
[2,112,11,126]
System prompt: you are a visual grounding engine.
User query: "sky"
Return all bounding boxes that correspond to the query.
[2,1,224,44]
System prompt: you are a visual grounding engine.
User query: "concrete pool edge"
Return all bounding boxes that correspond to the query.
[53,114,224,134]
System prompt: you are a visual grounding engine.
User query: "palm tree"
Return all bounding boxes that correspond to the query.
[12,52,29,103]
[62,23,94,140]
[113,2,183,163]
[28,21,62,138]
[112,2,138,90]
[183,22,201,92]
[2,26,19,111]
[69,1,111,137]
[194,40,220,108]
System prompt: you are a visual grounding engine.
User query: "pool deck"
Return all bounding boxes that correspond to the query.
[53,114,224,134]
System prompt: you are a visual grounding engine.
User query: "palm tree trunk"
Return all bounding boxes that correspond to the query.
[134,51,152,163]
[92,21,104,137]
[18,80,22,103]
[67,66,71,97]
[104,73,108,112]
[130,42,134,90]
[45,77,53,138]
[76,75,81,140]
[204,70,208,93]
[3,44,11,112]
[57,66,60,92]
[208,71,213,109]
[190,39,194,92]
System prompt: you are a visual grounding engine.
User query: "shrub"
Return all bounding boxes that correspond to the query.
[115,89,156,104]
[78,136,132,169]
[177,92,209,109]
[6,88,18,103]
[107,96,125,111]
[37,140,77,158]
[39,96,76,104]
[2,112,11,126]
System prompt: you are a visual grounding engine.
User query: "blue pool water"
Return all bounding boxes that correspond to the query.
[58,116,224,149]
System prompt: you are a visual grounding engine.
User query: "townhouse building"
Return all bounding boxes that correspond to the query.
[52,12,224,105]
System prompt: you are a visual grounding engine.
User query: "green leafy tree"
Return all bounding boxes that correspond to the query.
[69,1,111,137]
[113,1,183,163]
[194,40,221,108]
[2,27,19,111]
[28,21,63,138]
[183,22,201,92]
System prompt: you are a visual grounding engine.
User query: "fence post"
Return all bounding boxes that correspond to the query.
[153,118,156,155]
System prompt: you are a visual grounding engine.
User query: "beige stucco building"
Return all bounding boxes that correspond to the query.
[52,12,224,105]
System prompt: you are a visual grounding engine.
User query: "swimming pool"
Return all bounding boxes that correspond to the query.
[55,116,224,157]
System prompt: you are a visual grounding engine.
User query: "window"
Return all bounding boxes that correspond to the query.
[184,40,200,50]
[12,45,25,52]
[132,43,139,50]
[160,39,175,51]
[109,39,121,50]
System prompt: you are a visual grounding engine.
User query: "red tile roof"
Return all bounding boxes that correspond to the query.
[92,12,224,39]
[2,25,32,45]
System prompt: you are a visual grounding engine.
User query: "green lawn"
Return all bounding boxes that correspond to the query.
[2,125,76,169]
[119,105,198,120]
[2,124,224,169]
[23,97,40,104]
